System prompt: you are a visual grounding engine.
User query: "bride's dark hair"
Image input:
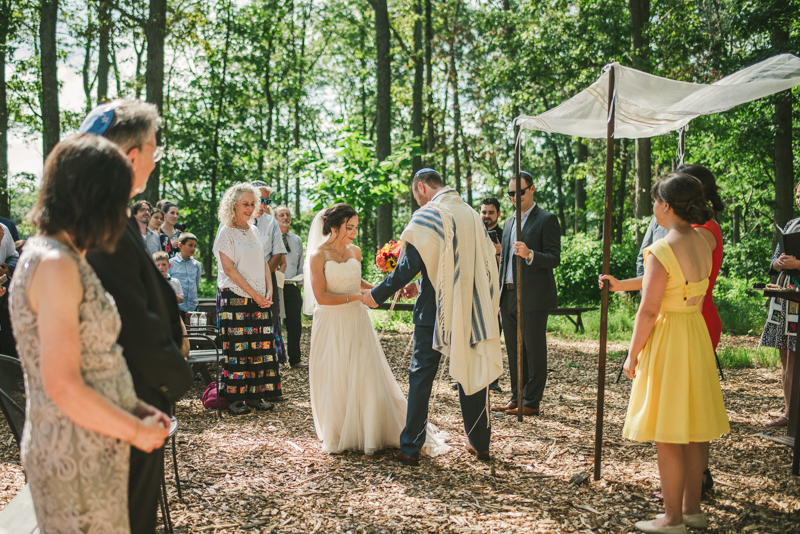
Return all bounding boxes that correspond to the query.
[322,203,358,236]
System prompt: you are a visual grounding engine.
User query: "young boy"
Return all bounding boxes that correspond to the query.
[154,251,184,304]
[169,232,203,316]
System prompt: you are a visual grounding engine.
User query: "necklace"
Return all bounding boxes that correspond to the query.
[61,232,81,254]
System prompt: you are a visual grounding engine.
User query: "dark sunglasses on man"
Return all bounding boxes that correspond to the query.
[507,186,530,198]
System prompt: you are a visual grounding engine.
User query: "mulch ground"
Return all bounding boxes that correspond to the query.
[1,329,798,533]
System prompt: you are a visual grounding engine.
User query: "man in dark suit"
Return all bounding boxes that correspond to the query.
[81,99,193,534]
[493,171,561,417]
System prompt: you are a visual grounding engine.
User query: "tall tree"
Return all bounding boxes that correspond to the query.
[0,0,13,217]
[97,0,111,103]
[374,0,392,245]
[40,0,59,160]
[142,0,167,203]
[410,0,422,210]
[449,32,461,193]
[574,138,587,233]
[630,0,651,246]
[424,0,433,165]
[773,0,793,230]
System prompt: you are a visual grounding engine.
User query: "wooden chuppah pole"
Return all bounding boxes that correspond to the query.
[514,122,524,423]
[594,64,616,481]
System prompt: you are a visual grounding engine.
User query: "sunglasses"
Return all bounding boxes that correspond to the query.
[507,186,530,198]
[260,198,273,205]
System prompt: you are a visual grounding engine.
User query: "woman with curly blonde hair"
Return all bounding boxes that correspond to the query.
[213,183,281,415]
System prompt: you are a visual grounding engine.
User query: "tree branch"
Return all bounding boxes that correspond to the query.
[104,0,146,27]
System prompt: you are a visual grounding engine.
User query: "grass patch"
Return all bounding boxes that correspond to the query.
[716,345,781,370]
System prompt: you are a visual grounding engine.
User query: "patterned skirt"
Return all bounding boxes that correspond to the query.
[217,288,282,401]
[760,272,798,352]
[271,272,287,364]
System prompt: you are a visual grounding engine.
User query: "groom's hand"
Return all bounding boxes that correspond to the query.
[402,283,419,299]
[361,289,378,308]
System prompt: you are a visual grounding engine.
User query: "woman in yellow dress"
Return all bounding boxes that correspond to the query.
[617,173,729,534]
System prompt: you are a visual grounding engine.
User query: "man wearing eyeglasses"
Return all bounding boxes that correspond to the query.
[275,205,307,369]
[493,171,561,418]
[132,200,162,255]
[82,99,192,534]
[251,181,288,365]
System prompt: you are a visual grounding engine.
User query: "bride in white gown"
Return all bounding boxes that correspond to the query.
[305,204,448,456]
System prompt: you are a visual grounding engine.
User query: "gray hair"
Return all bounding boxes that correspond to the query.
[102,99,162,153]
[218,183,259,227]
[273,205,292,217]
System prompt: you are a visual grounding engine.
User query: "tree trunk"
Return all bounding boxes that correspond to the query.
[82,27,95,113]
[205,2,233,280]
[634,138,652,246]
[97,0,111,103]
[732,204,740,244]
[410,0,423,211]
[0,0,9,217]
[773,2,793,234]
[615,139,630,244]
[449,39,461,194]
[575,138,587,233]
[549,136,566,235]
[40,0,60,161]
[629,0,651,246]
[142,0,166,204]
[424,0,433,165]
[374,0,392,246]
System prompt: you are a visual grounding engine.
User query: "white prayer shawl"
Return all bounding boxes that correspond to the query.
[400,188,503,395]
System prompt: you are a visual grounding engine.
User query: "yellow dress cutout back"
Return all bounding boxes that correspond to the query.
[622,238,730,443]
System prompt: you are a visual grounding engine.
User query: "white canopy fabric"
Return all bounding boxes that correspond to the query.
[514,54,800,139]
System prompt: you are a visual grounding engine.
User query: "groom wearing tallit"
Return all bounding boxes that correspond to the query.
[362,169,503,465]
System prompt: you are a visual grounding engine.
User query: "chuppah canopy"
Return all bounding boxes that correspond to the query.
[514,53,800,140]
[509,53,800,481]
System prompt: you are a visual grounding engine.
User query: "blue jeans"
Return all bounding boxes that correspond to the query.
[400,325,491,458]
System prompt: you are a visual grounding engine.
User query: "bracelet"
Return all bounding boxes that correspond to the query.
[131,419,141,445]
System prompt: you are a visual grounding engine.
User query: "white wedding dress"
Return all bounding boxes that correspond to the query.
[309,258,449,456]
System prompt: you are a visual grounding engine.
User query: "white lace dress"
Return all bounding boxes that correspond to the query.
[309,258,448,456]
[10,236,138,534]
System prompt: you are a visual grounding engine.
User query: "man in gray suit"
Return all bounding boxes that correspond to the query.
[492,171,561,416]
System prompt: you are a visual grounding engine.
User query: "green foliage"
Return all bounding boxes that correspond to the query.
[546,293,637,343]
[717,345,781,370]
[554,232,639,306]
[9,172,38,238]
[715,276,768,335]
[720,237,773,281]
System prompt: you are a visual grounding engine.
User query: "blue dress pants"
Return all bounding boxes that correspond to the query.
[400,325,491,458]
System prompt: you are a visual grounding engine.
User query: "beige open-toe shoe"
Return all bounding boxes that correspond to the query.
[634,520,688,534]
[656,513,707,529]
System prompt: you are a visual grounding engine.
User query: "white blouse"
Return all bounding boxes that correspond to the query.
[212,224,267,298]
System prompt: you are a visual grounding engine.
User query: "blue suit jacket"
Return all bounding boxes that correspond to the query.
[371,243,435,326]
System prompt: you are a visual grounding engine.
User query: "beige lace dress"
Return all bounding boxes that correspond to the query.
[10,236,138,534]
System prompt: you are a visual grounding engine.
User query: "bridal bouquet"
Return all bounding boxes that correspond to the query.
[376,240,402,273]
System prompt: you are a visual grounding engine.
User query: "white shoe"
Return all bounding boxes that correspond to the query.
[635,520,688,534]
[656,513,707,529]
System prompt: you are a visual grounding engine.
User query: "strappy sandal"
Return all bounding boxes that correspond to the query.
[765,415,789,428]
[228,401,251,415]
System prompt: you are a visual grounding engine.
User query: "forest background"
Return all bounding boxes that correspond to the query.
[1,0,798,343]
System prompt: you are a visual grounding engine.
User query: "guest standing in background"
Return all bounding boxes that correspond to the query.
[169,232,203,318]
[481,197,503,394]
[148,209,165,249]
[493,171,561,417]
[12,134,171,534]
[82,99,193,534]
[132,200,162,256]
[155,251,184,304]
[0,214,20,242]
[214,183,281,415]
[160,202,181,257]
[0,221,19,357]
[251,181,288,365]
[759,181,800,429]
[275,205,307,369]
[620,173,728,533]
